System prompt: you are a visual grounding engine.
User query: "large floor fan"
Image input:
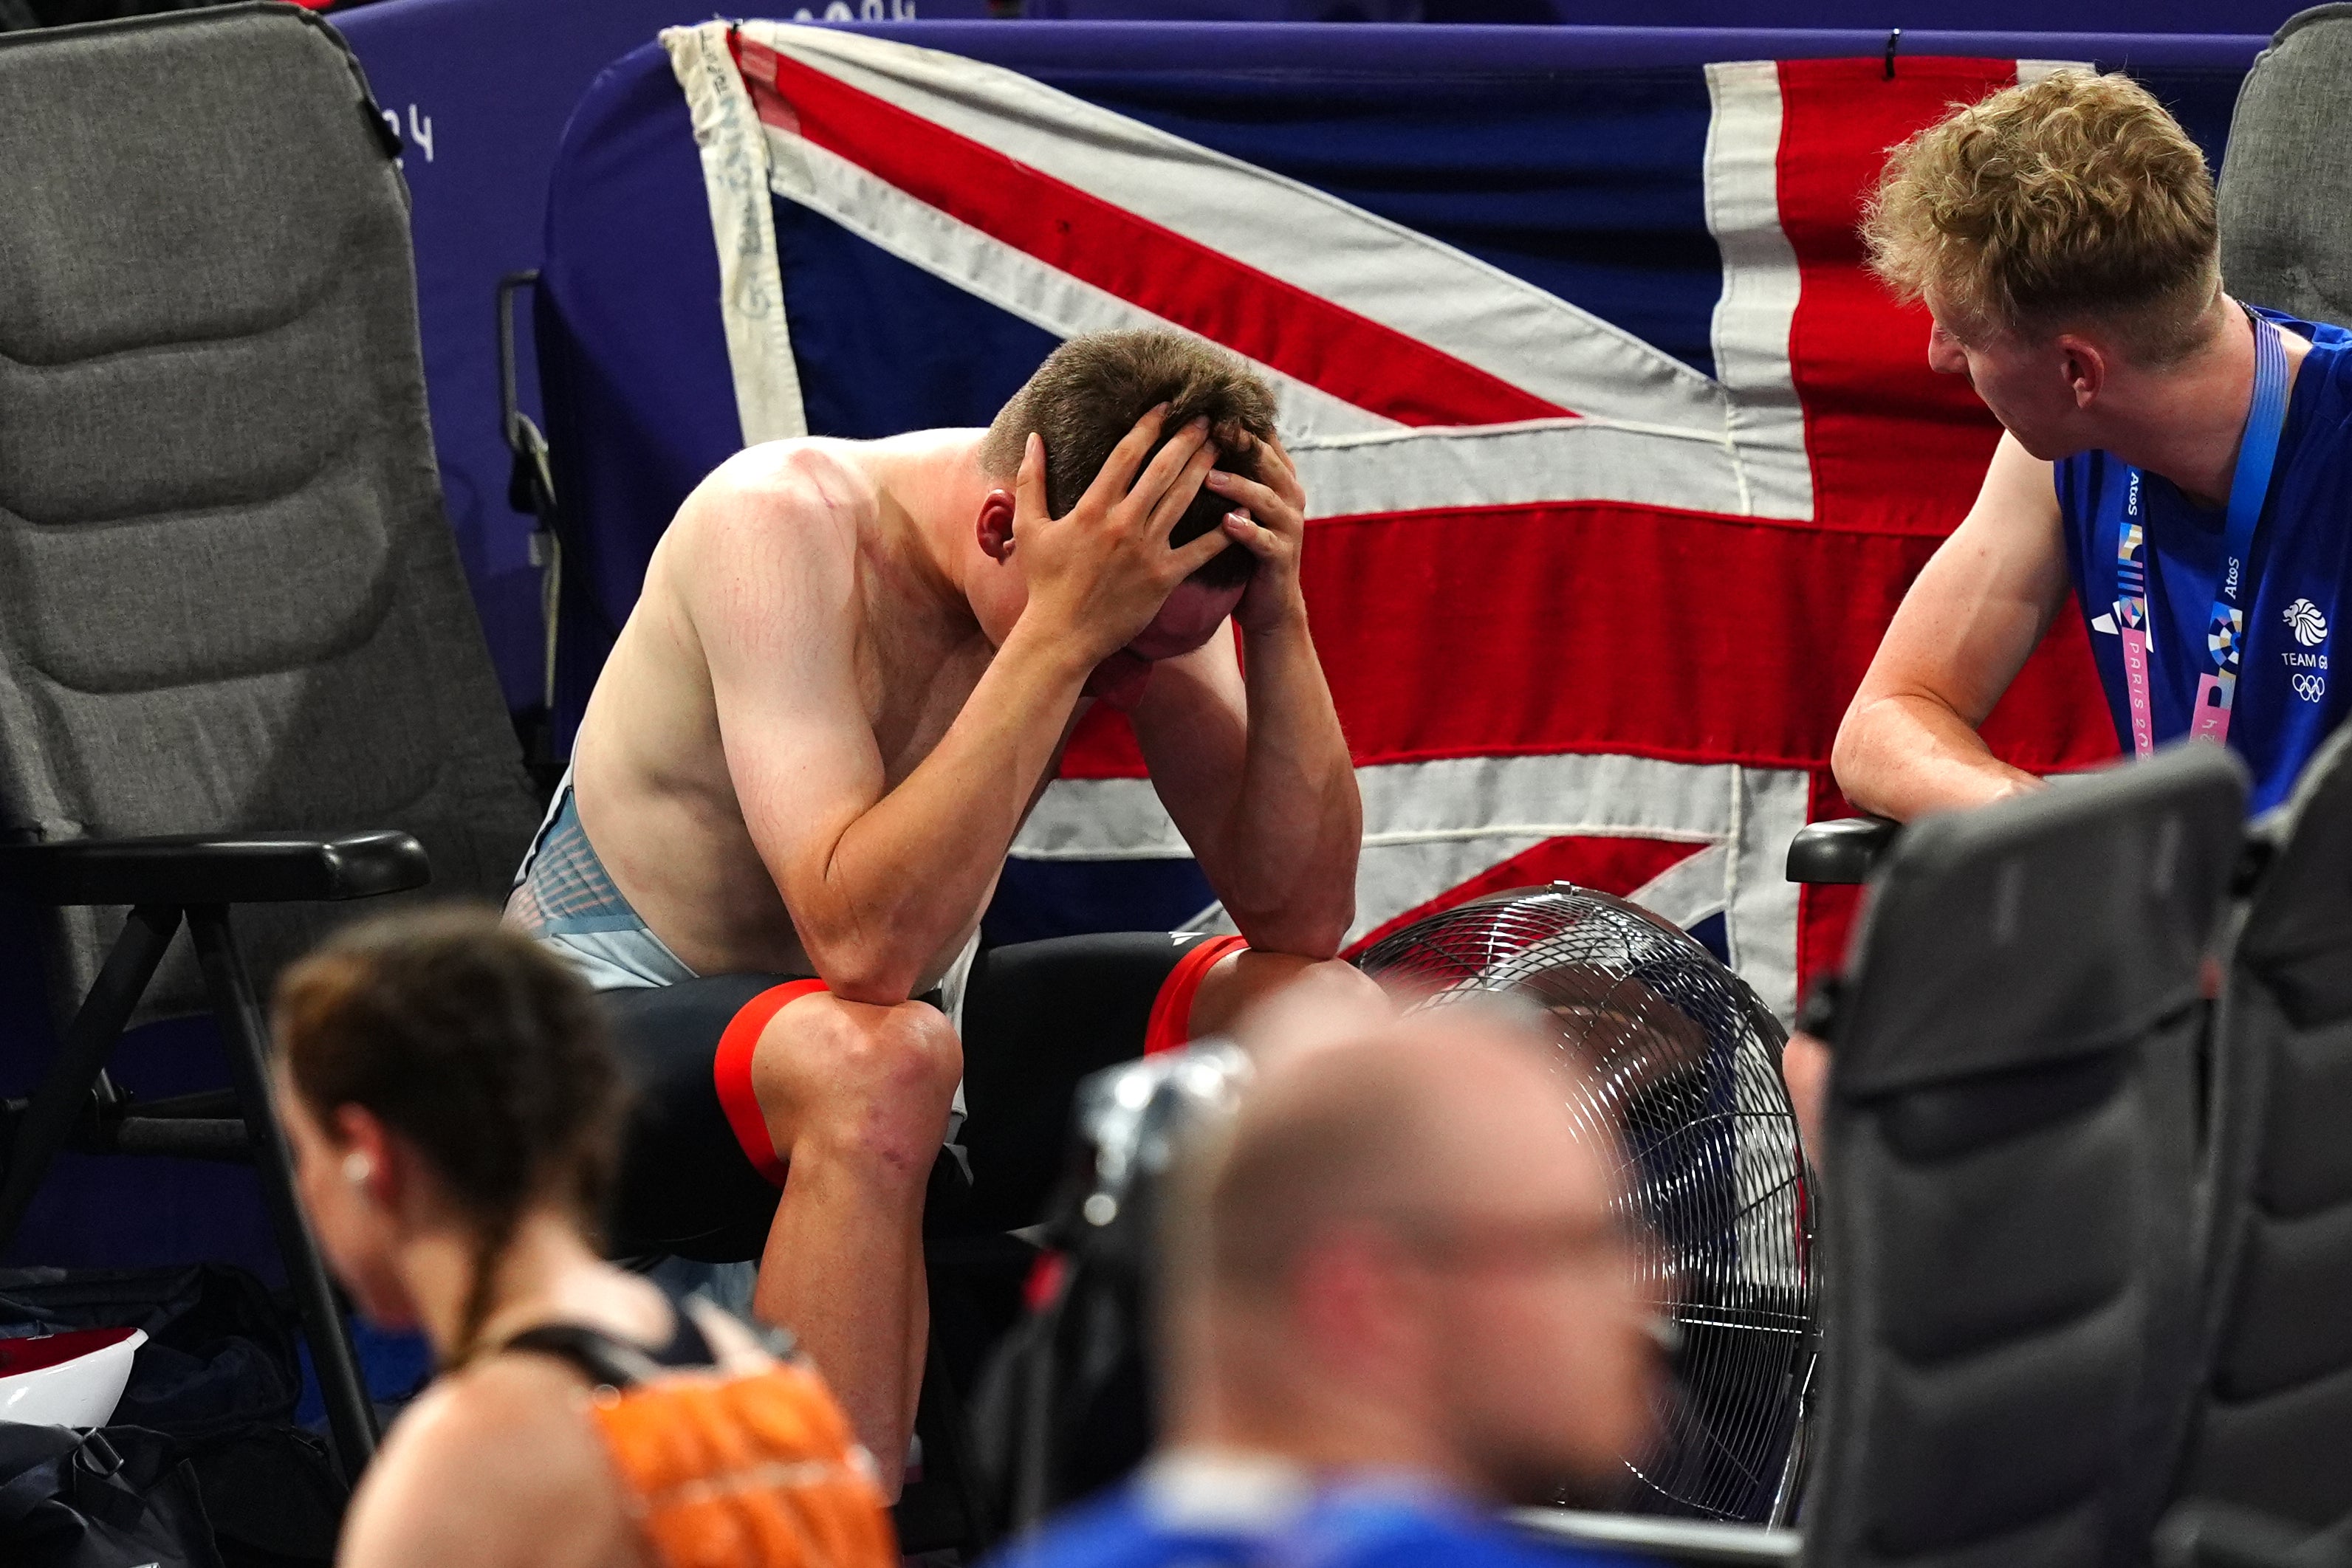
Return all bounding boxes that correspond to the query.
[1356,883,1818,1524]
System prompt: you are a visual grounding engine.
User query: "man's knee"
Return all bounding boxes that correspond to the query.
[1282,954,1391,1010]
[1195,950,1393,1050]
[753,995,962,1171]
[831,996,964,1104]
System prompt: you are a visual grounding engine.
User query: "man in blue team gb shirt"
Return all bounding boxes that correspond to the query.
[987,1010,1661,1568]
[1834,69,2351,819]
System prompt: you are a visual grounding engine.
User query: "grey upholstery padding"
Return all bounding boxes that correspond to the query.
[0,5,541,1020]
[2218,6,2352,330]
[2176,722,2352,1531]
[1804,746,2246,1568]
[1835,749,2249,1096]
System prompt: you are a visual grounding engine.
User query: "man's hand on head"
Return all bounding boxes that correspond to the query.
[1203,436,1309,637]
[1010,408,1235,666]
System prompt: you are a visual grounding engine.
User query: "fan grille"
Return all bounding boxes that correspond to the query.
[1357,884,1817,1522]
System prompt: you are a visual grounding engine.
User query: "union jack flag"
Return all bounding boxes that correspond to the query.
[645,22,2125,1020]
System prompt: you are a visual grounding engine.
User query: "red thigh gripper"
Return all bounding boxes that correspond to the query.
[1142,935,1250,1055]
[713,980,829,1189]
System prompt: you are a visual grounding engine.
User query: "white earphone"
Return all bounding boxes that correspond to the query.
[343,1150,374,1187]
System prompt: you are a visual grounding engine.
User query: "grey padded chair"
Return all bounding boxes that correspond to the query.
[2218,5,2352,334]
[2164,721,2352,1550]
[0,3,544,1476]
[1800,745,2246,1568]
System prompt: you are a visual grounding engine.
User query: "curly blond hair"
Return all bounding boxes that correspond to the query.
[1863,69,2221,365]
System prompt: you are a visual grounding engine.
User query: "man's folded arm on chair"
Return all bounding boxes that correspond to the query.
[1829,71,2345,823]
[1832,433,2064,822]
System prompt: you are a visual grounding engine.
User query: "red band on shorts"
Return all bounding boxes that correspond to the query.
[713,980,829,1189]
[1142,935,1249,1055]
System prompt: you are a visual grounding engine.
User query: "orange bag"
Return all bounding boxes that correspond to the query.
[583,1361,897,1568]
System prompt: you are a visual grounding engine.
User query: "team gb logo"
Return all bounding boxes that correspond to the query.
[2286,598,2329,647]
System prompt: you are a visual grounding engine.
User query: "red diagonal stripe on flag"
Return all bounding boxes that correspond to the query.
[1345,835,1710,957]
[733,33,1567,429]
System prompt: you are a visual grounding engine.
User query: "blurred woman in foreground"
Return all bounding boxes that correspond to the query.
[274,906,893,1568]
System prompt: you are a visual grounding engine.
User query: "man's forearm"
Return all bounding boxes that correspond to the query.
[1214,613,1361,956]
[811,625,1091,1000]
[1833,692,2043,822]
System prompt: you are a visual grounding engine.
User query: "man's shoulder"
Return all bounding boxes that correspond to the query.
[663,439,874,612]
[2294,324,2352,435]
[685,439,875,545]
[982,1485,1651,1568]
[2251,304,2352,350]
[984,1487,1246,1568]
[1344,1513,1645,1568]
[2250,306,2352,430]
[1297,1492,1644,1568]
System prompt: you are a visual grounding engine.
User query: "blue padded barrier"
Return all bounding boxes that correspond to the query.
[335,7,2264,720]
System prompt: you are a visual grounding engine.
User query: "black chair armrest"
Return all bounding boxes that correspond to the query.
[0,830,429,907]
[1786,816,1901,885]
[1509,1509,1799,1564]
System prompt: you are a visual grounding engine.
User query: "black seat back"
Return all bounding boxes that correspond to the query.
[1803,747,2246,1568]
[2173,722,2352,1535]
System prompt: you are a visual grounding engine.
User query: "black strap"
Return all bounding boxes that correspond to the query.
[501,1297,796,1387]
[0,1454,63,1530]
[0,1431,122,1530]
[501,1324,670,1392]
[652,1303,716,1369]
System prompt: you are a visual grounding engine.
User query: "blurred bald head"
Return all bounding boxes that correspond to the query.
[1203,1005,1564,1291]
[1165,1003,1659,1504]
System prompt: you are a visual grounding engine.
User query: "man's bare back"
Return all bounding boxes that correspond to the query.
[572,431,1021,986]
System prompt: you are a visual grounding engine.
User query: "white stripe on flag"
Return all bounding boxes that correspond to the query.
[1704,62,1814,522]
[1012,752,1808,1022]
[665,24,807,445]
[761,125,1397,445]
[747,114,1766,515]
[1625,841,1734,931]
[749,123,1769,517]
[1285,416,1758,520]
[2017,58,2094,84]
[750,22,1741,441]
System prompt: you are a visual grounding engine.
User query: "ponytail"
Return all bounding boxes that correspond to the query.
[274,905,625,1369]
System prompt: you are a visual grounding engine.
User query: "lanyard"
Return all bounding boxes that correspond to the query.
[2113,311,2291,757]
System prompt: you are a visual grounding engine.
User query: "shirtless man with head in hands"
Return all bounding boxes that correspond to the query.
[506,329,1379,1492]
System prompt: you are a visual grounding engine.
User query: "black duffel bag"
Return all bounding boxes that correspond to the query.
[0,1424,222,1568]
[0,1267,351,1567]
[0,1265,301,1440]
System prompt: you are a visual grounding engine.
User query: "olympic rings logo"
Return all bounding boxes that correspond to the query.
[2293,673,2328,703]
